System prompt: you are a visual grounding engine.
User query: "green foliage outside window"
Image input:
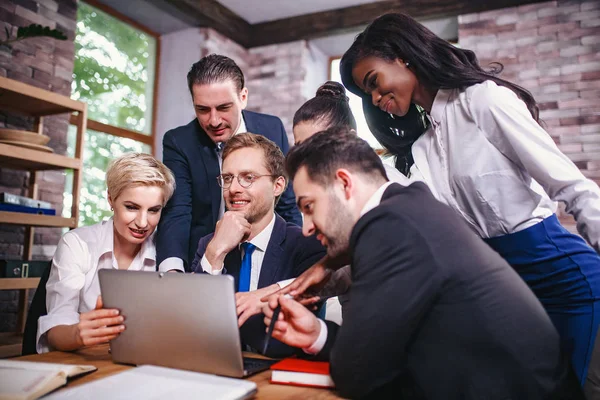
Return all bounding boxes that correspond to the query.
[66,2,155,226]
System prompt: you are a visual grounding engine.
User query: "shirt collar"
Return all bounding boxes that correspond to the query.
[236,113,247,135]
[360,181,394,217]
[246,213,275,252]
[429,87,454,126]
[99,217,156,262]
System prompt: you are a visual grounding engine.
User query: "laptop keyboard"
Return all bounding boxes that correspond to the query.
[243,357,278,376]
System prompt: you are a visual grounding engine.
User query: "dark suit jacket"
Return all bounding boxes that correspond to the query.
[157,110,302,270]
[317,183,582,400]
[192,214,326,357]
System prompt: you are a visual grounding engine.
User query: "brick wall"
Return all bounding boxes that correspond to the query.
[458,0,600,230]
[0,0,76,332]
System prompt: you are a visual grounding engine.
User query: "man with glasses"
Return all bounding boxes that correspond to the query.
[157,54,302,273]
[190,133,326,357]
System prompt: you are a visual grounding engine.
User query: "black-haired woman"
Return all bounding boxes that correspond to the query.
[339,12,600,391]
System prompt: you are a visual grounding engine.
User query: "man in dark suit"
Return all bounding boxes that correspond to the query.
[157,54,302,273]
[263,128,583,399]
[191,133,325,357]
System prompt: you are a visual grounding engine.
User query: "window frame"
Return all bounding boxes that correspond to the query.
[76,0,161,154]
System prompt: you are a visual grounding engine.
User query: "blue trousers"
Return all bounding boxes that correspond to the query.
[485,214,600,386]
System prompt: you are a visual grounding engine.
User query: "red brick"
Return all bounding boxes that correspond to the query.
[37,0,59,13]
[560,61,600,75]
[540,108,581,119]
[0,1,16,13]
[7,69,48,89]
[582,34,600,45]
[584,143,600,152]
[579,53,600,63]
[564,10,600,22]
[539,21,580,35]
[562,80,600,91]
[566,151,600,162]
[582,124,600,134]
[561,133,600,143]
[519,2,554,13]
[582,71,600,80]
[559,143,583,153]
[13,50,53,74]
[548,125,582,136]
[559,98,600,109]
[582,1,600,12]
[580,89,600,99]
[14,5,57,29]
[559,26,600,40]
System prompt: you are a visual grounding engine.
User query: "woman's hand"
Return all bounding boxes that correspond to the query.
[73,296,125,348]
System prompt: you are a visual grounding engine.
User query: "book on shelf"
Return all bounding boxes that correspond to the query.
[0,203,56,215]
[44,365,258,400]
[0,360,96,400]
[0,260,51,278]
[0,192,52,209]
[270,358,334,388]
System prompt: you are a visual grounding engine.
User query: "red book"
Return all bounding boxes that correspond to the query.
[270,358,334,388]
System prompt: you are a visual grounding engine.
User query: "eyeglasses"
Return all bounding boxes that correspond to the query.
[217,172,276,189]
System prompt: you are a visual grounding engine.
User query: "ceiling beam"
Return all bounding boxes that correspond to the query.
[249,0,548,47]
[162,0,548,48]
[161,0,252,47]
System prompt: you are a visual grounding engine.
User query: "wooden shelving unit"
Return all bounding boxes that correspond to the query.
[0,75,87,357]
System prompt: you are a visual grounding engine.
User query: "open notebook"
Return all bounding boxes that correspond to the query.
[0,360,96,400]
[44,365,258,400]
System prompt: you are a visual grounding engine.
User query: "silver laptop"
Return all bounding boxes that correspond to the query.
[98,269,275,378]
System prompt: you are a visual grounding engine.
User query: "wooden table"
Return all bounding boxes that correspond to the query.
[17,344,344,399]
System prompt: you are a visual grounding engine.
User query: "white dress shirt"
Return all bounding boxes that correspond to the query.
[37,219,156,353]
[305,181,395,354]
[384,164,411,186]
[199,213,294,290]
[158,116,247,273]
[410,80,600,252]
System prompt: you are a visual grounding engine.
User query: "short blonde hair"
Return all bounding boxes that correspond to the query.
[106,153,175,206]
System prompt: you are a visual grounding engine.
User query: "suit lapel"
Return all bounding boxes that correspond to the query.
[257,215,286,289]
[195,120,222,226]
[242,110,256,133]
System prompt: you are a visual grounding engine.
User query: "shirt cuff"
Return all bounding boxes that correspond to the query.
[200,254,224,275]
[158,257,185,273]
[277,278,295,288]
[303,319,328,355]
[37,312,80,354]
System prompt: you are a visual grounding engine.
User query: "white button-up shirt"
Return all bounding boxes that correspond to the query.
[410,80,600,251]
[37,219,156,353]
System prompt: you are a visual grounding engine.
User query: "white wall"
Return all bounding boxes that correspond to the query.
[302,42,329,100]
[154,28,204,160]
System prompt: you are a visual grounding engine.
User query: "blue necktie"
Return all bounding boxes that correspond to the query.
[238,242,256,292]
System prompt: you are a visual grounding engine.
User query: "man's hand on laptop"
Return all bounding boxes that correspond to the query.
[205,211,251,268]
[236,284,279,327]
[261,260,332,306]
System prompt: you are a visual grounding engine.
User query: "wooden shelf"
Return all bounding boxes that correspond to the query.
[0,76,85,116]
[0,333,23,358]
[0,143,82,170]
[0,212,77,228]
[0,278,40,290]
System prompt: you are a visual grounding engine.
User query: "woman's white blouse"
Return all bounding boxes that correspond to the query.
[36,219,156,353]
[410,80,600,252]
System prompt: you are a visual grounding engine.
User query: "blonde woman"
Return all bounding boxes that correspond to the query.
[36,153,175,353]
